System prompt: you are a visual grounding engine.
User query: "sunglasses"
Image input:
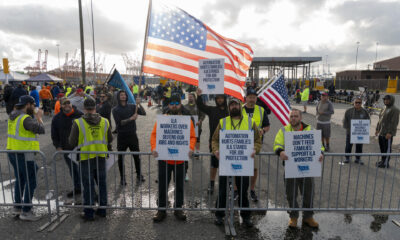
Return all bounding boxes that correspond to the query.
[169,101,180,105]
[355,102,362,104]
[62,101,71,105]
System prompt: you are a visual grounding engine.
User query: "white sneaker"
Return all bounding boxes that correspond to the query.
[19,211,41,221]
[185,175,189,182]
[12,207,22,216]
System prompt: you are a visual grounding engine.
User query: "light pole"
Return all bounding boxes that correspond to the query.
[375,42,379,63]
[355,41,360,70]
[56,43,61,78]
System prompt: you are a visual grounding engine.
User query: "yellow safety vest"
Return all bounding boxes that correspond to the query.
[242,105,264,128]
[66,87,72,97]
[75,117,109,161]
[301,88,309,101]
[273,123,325,152]
[165,87,171,98]
[85,86,93,94]
[133,85,139,94]
[7,114,39,151]
[219,115,253,131]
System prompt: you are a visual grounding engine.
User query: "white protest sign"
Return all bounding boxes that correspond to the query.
[219,130,254,176]
[350,119,370,144]
[156,115,191,161]
[198,58,224,94]
[192,115,199,138]
[284,130,322,178]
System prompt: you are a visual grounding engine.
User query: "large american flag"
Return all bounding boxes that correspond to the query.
[142,1,253,100]
[258,74,291,126]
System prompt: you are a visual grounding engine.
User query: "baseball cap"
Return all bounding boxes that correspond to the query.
[169,93,181,103]
[322,92,328,96]
[228,98,241,105]
[246,88,257,96]
[76,88,83,93]
[83,98,96,110]
[15,95,35,106]
[383,95,391,100]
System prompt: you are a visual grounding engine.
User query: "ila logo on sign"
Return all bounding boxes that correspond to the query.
[168,148,179,155]
[297,165,310,174]
[231,163,242,171]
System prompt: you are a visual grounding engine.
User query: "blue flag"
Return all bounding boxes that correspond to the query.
[107,69,136,104]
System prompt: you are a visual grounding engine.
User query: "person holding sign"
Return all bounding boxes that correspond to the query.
[242,88,270,202]
[375,95,399,168]
[196,88,229,195]
[151,93,197,223]
[342,97,370,164]
[273,109,324,228]
[211,98,262,228]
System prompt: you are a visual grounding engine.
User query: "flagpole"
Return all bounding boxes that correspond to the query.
[104,64,116,85]
[138,0,152,98]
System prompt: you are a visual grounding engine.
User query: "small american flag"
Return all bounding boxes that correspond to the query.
[142,1,253,100]
[258,74,291,126]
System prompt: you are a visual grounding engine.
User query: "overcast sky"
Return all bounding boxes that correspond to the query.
[1,0,399,77]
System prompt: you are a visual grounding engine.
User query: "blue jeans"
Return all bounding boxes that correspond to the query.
[80,157,107,217]
[8,153,39,213]
[63,154,81,191]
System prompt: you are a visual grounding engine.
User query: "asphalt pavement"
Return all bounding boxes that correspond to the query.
[0,99,399,239]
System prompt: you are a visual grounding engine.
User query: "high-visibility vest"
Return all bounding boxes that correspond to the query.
[219,115,253,131]
[75,117,109,161]
[301,88,309,101]
[165,87,171,98]
[7,114,39,151]
[85,86,93,94]
[66,87,72,97]
[133,85,139,94]
[242,105,264,128]
[273,123,325,152]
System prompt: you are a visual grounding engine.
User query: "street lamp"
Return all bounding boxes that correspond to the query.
[355,41,360,70]
[375,42,379,63]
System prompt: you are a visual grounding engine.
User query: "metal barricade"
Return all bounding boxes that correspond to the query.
[50,151,227,218]
[0,150,52,225]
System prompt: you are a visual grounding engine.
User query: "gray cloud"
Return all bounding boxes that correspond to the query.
[0,4,141,59]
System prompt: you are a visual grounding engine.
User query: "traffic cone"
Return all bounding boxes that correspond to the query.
[148,98,152,107]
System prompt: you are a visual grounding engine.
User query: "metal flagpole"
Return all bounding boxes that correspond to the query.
[78,0,86,84]
[138,0,152,97]
[90,0,96,85]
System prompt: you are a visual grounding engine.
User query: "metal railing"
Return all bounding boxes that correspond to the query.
[1,150,400,235]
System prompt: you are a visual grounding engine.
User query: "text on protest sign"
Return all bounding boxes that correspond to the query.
[350,120,370,144]
[198,58,224,95]
[219,130,254,176]
[284,130,322,178]
[156,115,191,161]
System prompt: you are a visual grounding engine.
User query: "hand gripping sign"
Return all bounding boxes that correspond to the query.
[219,130,254,176]
[284,130,322,178]
[350,119,370,144]
[156,115,191,161]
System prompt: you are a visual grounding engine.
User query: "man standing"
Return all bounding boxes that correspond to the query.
[69,98,112,220]
[39,85,53,115]
[29,86,40,110]
[212,98,262,227]
[132,82,139,99]
[10,84,28,111]
[273,109,324,228]
[316,92,334,151]
[242,88,270,202]
[112,90,146,185]
[151,93,196,222]
[51,97,84,198]
[68,88,93,113]
[342,97,370,164]
[4,84,15,115]
[375,95,400,168]
[184,92,205,180]
[7,96,45,221]
[196,88,229,195]
[301,86,310,113]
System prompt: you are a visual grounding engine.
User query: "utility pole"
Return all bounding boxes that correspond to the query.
[355,41,360,70]
[78,0,86,84]
[56,43,61,78]
[90,0,96,85]
[375,42,379,63]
